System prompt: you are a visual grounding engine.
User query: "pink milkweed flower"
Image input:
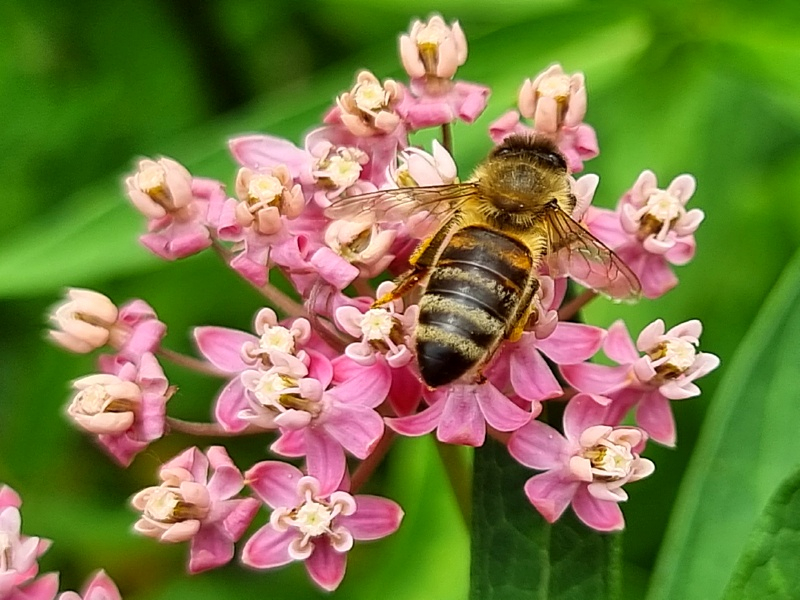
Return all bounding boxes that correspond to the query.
[125,158,221,260]
[57,571,121,600]
[234,165,305,236]
[82,353,173,466]
[561,319,720,446]
[0,503,54,600]
[194,309,313,433]
[389,140,457,187]
[331,71,405,138]
[583,171,703,298]
[386,380,535,447]
[242,461,403,592]
[508,394,655,531]
[319,220,397,283]
[400,15,467,81]
[131,446,260,574]
[48,291,167,363]
[518,64,587,135]
[306,142,371,208]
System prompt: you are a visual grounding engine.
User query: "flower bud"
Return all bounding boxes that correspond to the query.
[336,71,403,137]
[234,165,305,236]
[125,157,193,219]
[49,288,119,353]
[518,64,587,134]
[399,15,468,80]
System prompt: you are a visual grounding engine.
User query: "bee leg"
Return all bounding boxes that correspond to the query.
[506,277,541,342]
[372,268,428,307]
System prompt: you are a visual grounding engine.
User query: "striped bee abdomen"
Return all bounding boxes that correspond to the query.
[415,226,533,387]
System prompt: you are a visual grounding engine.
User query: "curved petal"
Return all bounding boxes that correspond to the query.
[636,391,676,446]
[560,362,631,395]
[213,378,249,433]
[437,388,485,447]
[221,497,261,540]
[387,365,423,416]
[305,430,346,496]
[188,525,234,573]
[385,399,446,437]
[510,344,563,401]
[571,485,624,531]
[538,323,604,364]
[476,384,532,432]
[193,327,254,372]
[508,420,569,470]
[328,362,391,408]
[305,539,347,592]
[563,393,609,443]
[339,496,404,540]
[270,429,305,457]
[81,570,122,600]
[639,255,678,299]
[321,404,384,460]
[241,526,296,569]
[245,461,303,508]
[604,320,639,364]
[523,470,579,523]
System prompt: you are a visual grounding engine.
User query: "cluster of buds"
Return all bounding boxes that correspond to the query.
[44,14,717,593]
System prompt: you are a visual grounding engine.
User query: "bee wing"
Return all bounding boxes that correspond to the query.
[324,183,479,225]
[542,205,641,301]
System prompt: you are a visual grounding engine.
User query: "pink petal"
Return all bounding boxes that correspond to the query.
[385,399,446,437]
[81,570,121,600]
[245,461,303,508]
[571,485,624,531]
[213,377,250,432]
[437,387,485,447]
[560,363,631,395]
[538,322,604,364]
[638,254,678,299]
[584,207,629,249]
[241,526,295,569]
[604,387,645,425]
[476,384,532,432]
[666,237,696,265]
[13,573,59,600]
[636,391,676,446]
[305,539,347,592]
[563,394,609,442]
[321,404,384,460]
[188,525,234,573]
[508,420,569,470]
[222,497,261,540]
[207,462,244,501]
[510,344,563,401]
[193,327,255,372]
[271,429,306,457]
[328,362,390,408]
[387,366,423,416]
[229,134,310,173]
[339,496,404,540]
[523,470,579,523]
[0,486,21,509]
[305,429,346,496]
[604,320,639,364]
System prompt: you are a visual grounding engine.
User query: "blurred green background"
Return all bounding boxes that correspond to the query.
[1,0,799,598]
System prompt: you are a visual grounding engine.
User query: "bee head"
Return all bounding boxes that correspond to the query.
[491,134,568,172]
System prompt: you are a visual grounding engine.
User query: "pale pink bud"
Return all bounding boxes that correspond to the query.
[399,15,468,80]
[324,219,397,278]
[125,157,193,219]
[234,166,305,236]
[336,71,403,137]
[518,64,587,134]
[67,374,141,434]
[391,140,457,187]
[49,288,119,353]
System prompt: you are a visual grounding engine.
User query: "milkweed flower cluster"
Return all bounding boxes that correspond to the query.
[45,14,718,592]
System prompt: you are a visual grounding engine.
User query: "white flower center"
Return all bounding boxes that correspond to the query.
[644,190,683,224]
[248,174,283,204]
[324,155,362,188]
[360,308,395,341]
[416,22,446,45]
[354,81,388,112]
[136,164,167,193]
[253,372,295,407]
[74,384,110,415]
[144,488,181,521]
[539,74,571,99]
[293,500,333,537]
[259,325,296,355]
[662,338,697,371]
[586,442,635,481]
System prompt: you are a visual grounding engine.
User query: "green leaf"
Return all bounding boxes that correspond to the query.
[647,246,800,600]
[470,437,621,600]
[722,466,800,600]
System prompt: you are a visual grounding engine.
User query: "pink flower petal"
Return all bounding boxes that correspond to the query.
[80,570,121,600]
[385,399,446,437]
[563,394,609,442]
[241,526,295,569]
[329,362,390,408]
[508,420,569,470]
[637,254,678,299]
[271,429,306,456]
[213,378,249,433]
[338,496,403,540]
[636,391,676,446]
[14,573,59,600]
[245,461,303,508]
[0,486,21,509]
[571,485,624,531]
[560,362,631,395]
[510,344,563,401]
[604,387,645,425]
[194,327,255,372]
[604,320,639,364]
[188,525,234,573]
[523,470,579,523]
[321,404,384,460]
[221,497,261,540]
[305,538,347,592]
[229,134,310,173]
[305,429,346,496]
[437,387,485,446]
[206,463,244,501]
[476,384,532,432]
[538,322,604,364]
[387,365,423,416]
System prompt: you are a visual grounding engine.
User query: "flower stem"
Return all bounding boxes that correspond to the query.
[351,431,396,493]
[435,440,471,529]
[210,238,305,318]
[558,288,598,321]
[441,122,453,155]
[156,347,227,377]
[166,417,264,437]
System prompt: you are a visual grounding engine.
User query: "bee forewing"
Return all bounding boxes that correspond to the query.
[543,207,641,301]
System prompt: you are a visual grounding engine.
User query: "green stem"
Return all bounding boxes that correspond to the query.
[156,347,227,377]
[441,122,453,156]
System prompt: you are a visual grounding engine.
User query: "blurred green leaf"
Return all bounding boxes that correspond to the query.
[721,465,800,600]
[470,438,621,600]
[647,246,800,600]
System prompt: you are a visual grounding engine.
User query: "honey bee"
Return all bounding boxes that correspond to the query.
[325,135,640,388]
